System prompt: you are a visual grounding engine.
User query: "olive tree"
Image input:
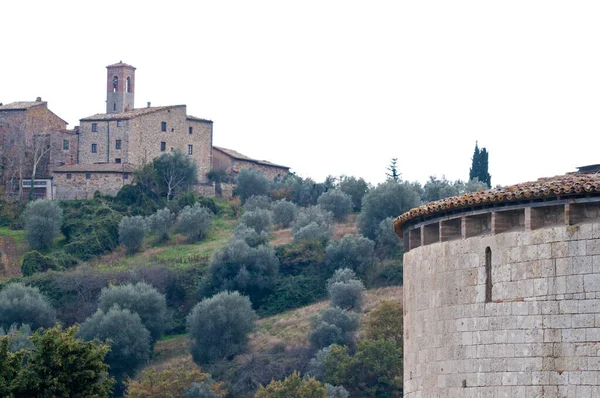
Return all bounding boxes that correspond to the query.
[272,199,297,228]
[187,291,257,365]
[325,234,375,275]
[153,149,198,200]
[339,176,369,212]
[292,206,333,243]
[0,283,56,331]
[243,195,272,211]
[326,268,365,312]
[235,168,271,202]
[177,202,214,241]
[375,217,402,258]
[22,199,63,250]
[119,215,147,254]
[146,207,175,242]
[317,190,353,221]
[98,282,167,344]
[239,208,273,233]
[309,306,360,349]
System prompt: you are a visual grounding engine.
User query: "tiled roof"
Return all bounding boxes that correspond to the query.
[393,172,600,236]
[213,146,290,169]
[80,105,186,121]
[53,163,134,173]
[0,101,46,110]
[106,61,136,69]
[187,115,213,123]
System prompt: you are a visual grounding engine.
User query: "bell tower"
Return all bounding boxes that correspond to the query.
[106,61,136,114]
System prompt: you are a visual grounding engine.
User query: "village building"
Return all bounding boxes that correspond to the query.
[212,146,290,181]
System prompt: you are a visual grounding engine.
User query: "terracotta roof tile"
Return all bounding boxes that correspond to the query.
[80,105,186,121]
[106,61,136,69]
[213,146,290,169]
[187,115,213,123]
[393,172,600,236]
[0,101,46,110]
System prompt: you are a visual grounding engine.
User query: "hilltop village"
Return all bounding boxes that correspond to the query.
[0,61,289,200]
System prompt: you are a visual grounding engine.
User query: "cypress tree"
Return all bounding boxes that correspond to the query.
[469,142,491,188]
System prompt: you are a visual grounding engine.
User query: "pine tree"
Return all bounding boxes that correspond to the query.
[386,158,400,182]
[469,142,491,188]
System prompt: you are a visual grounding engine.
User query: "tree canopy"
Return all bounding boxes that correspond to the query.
[469,142,491,188]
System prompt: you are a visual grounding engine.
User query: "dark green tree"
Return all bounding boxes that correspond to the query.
[385,158,400,182]
[469,142,491,188]
[153,149,198,200]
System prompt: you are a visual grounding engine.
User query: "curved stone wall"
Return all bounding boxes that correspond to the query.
[404,221,600,397]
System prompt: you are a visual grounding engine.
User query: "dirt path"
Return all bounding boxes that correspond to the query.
[0,236,21,279]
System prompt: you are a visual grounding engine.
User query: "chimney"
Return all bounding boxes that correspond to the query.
[147,102,151,108]
[36,97,42,102]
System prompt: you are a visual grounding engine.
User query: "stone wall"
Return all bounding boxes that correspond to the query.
[404,221,600,397]
[53,171,132,199]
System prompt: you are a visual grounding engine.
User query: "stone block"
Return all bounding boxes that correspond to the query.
[587,239,600,255]
[585,274,600,293]
[573,256,593,274]
[569,240,587,256]
[551,241,569,258]
[555,257,572,276]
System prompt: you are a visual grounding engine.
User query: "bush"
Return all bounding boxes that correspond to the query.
[21,250,56,276]
[375,217,402,258]
[243,195,272,211]
[323,340,403,397]
[210,239,279,304]
[147,207,175,242]
[177,203,214,241]
[366,300,403,346]
[308,345,333,381]
[125,364,226,398]
[98,282,167,345]
[187,291,257,365]
[0,323,33,352]
[258,274,326,316]
[327,268,365,312]
[293,222,331,243]
[0,283,56,331]
[338,176,369,212]
[325,235,375,275]
[309,306,360,349]
[317,190,353,221]
[371,261,404,287]
[272,199,297,228]
[357,181,421,239]
[235,168,271,202]
[239,208,273,233]
[255,372,326,398]
[325,384,349,398]
[119,215,147,254]
[22,199,63,250]
[78,305,151,393]
[292,206,333,233]
[231,225,270,247]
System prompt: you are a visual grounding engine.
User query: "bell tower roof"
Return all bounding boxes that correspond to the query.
[106,61,136,70]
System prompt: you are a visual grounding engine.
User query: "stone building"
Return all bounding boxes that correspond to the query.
[213,146,289,181]
[0,99,77,199]
[54,62,214,199]
[394,167,600,397]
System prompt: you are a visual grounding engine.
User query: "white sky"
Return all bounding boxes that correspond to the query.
[2,1,599,187]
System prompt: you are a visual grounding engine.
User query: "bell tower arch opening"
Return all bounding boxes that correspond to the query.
[106,61,136,114]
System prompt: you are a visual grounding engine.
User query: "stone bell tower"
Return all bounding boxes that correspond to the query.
[106,61,136,114]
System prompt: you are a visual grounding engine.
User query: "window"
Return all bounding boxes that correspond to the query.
[117,120,123,127]
[116,139,121,150]
[124,173,129,180]
[485,247,492,303]
[113,103,116,112]
[63,139,69,150]
[189,127,193,134]
[115,158,121,164]
[161,122,167,132]
[126,77,131,93]
[112,76,118,92]
[92,123,98,132]
[91,144,97,153]
[188,145,193,155]
[160,142,166,152]
[66,173,71,180]
[86,173,91,180]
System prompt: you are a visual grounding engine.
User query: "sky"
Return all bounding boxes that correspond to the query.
[2,1,599,187]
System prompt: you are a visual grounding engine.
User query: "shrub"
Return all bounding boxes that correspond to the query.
[231,225,270,247]
[317,190,353,221]
[357,181,421,239]
[243,195,272,211]
[210,239,279,304]
[255,372,326,398]
[98,282,167,345]
[125,364,226,398]
[21,250,56,276]
[78,305,151,392]
[323,340,403,397]
[272,199,297,228]
[22,199,63,250]
[339,176,369,212]
[207,169,229,184]
[309,306,360,349]
[325,384,349,398]
[375,217,402,258]
[292,206,333,233]
[326,268,365,312]
[119,215,147,254]
[239,208,273,233]
[0,283,56,331]
[293,222,331,243]
[366,300,403,346]
[258,274,326,316]
[371,261,404,287]
[0,323,33,352]
[308,345,333,381]
[177,203,214,241]
[9,325,114,398]
[147,207,175,242]
[187,291,257,365]
[235,168,271,202]
[325,235,375,275]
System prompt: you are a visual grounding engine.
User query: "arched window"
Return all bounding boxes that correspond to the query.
[485,247,492,303]
[112,76,118,92]
[126,77,131,93]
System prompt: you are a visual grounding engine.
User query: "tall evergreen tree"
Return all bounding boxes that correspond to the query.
[468,142,491,188]
[385,158,400,182]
